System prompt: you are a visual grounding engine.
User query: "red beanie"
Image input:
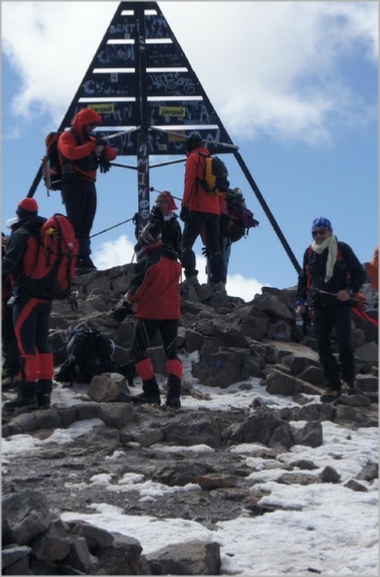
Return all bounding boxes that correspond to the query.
[157,191,178,211]
[16,198,38,218]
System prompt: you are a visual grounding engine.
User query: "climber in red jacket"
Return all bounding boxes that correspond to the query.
[120,222,183,409]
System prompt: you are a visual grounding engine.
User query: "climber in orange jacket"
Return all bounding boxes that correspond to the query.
[179,134,226,292]
[58,107,117,272]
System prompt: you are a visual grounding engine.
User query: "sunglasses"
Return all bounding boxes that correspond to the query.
[312,228,329,237]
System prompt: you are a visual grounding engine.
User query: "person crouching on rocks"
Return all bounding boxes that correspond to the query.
[118,222,183,408]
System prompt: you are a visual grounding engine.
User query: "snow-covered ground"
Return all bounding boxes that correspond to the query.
[2,352,378,575]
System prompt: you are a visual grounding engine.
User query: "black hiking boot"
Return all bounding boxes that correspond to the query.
[37,379,53,409]
[166,374,181,409]
[37,394,51,409]
[2,372,21,389]
[130,377,161,405]
[320,387,341,403]
[343,381,358,395]
[75,257,96,275]
[37,379,52,409]
[3,382,38,411]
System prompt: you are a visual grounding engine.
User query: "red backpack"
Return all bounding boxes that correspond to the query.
[23,214,78,299]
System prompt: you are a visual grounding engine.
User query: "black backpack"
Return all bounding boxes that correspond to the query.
[42,132,65,191]
[220,188,259,242]
[55,324,117,385]
[42,131,79,192]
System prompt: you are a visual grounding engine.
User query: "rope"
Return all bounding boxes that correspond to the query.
[90,216,135,239]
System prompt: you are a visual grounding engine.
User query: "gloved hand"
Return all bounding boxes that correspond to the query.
[98,154,111,174]
[201,246,209,258]
[110,301,133,322]
[95,137,108,146]
[151,205,163,221]
[180,206,190,223]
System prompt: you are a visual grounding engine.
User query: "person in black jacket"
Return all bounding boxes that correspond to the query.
[133,191,182,257]
[295,217,366,403]
[150,191,182,256]
[2,198,54,411]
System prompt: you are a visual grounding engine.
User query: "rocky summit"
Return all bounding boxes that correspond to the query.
[2,264,378,575]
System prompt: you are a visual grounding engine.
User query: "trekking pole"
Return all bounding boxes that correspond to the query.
[96,126,142,141]
[149,187,182,202]
[90,216,135,238]
[311,288,364,303]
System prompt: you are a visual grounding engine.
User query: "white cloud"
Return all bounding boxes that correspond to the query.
[92,234,265,301]
[1,2,118,121]
[2,1,377,144]
[92,234,136,270]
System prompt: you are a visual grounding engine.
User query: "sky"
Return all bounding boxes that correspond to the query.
[1,1,378,300]
[2,351,378,576]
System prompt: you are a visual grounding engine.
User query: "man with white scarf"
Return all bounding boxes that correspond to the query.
[295,217,366,403]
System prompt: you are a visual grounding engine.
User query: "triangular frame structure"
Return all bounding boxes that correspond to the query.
[28,1,300,273]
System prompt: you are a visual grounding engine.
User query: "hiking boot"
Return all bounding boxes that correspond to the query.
[75,267,94,276]
[210,281,227,294]
[2,367,11,379]
[343,381,358,395]
[320,388,341,403]
[75,257,96,275]
[35,379,52,409]
[130,377,161,405]
[185,275,200,287]
[130,392,161,405]
[194,284,212,301]
[81,256,97,270]
[166,374,181,409]
[37,394,51,409]
[3,382,38,411]
[166,395,181,409]
[2,373,21,389]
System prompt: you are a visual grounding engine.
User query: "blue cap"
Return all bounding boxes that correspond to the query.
[312,217,332,231]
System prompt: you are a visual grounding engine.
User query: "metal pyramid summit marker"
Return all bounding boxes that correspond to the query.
[28,1,300,273]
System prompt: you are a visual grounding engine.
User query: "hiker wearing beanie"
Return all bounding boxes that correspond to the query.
[58,107,117,272]
[179,134,226,295]
[295,217,366,403]
[149,191,182,256]
[2,198,54,411]
[114,222,183,409]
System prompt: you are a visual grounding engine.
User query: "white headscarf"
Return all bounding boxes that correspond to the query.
[311,235,338,282]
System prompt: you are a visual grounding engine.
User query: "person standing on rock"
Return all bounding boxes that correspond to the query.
[295,217,366,403]
[1,198,54,411]
[58,107,117,273]
[179,134,226,294]
[116,222,183,408]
